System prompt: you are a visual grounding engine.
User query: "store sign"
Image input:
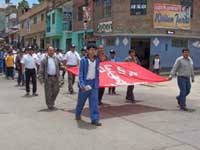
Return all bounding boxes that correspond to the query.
[130,0,147,15]
[97,21,112,33]
[63,12,72,23]
[154,3,191,30]
[167,30,175,35]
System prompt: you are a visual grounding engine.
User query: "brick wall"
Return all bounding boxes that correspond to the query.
[93,0,200,36]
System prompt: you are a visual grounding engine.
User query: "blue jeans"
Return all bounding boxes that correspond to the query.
[6,67,14,78]
[17,71,25,85]
[177,76,191,108]
[0,60,3,73]
[76,80,99,122]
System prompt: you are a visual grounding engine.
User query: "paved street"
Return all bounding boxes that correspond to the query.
[0,75,200,150]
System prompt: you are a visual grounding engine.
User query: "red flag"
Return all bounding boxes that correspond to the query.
[67,61,168,88]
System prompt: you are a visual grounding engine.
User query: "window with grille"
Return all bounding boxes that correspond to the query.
[130,0,147,15]
[78,5,84,21]
[52,13,55,24]
[172,38,188,48]
[33,16,37,24]
[103,0,112,17]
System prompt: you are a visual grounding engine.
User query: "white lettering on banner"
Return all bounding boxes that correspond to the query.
[129,71,138,77]
[99,66,106,73]
[116,66,126,75]
[100,64,128,85]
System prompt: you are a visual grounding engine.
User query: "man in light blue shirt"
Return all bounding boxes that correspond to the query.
[169,48,195,111]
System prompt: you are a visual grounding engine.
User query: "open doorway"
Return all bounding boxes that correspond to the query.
[131,38,151,69]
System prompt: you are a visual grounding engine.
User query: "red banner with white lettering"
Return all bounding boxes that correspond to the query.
[67,61,168,88]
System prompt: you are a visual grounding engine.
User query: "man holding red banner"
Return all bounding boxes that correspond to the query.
[169,48,195,111]
[63,44,81,94]
[98,45,108,105]
[125,50,141,103]
[75,45,101,126]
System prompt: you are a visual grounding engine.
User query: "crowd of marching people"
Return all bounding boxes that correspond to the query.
[0,43,195,126]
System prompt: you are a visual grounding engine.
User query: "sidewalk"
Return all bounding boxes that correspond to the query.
[0,76,199,150]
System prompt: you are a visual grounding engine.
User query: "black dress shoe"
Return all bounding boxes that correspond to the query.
[75,116,82,121]
[180,107,188,111]
[176,96,181,106]
[99,102,103,105]
[32,93,38,96]
[48,106,57,111]
[91,121,102,126]
[25,93,30,96]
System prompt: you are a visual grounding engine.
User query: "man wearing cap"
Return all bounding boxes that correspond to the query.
[21,46,39,96]
[97,45,108,105]
[125,49,141,103]
[39,46,62,110]
[76,44,101,126]
[63,44,81,94]
[108,49,118,95]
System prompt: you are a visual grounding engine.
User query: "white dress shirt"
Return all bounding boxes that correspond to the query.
[55,52,64,61]
[153,58,160,69]
[64,51,80,66]
[21,54,38,69]
[86,59,96,80]
[47,57,56,75]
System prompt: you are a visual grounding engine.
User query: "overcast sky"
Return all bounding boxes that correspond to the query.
[0,0,38,6]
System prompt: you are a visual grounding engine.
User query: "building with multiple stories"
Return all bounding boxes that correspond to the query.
[18,1,48,48]
[91,0,200,69]
[2,0,199,69]
[46,0,73,51]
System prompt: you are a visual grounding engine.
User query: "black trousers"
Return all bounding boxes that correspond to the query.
[126,85,135,101]
[6,67,14,78]
[153,69,160,75]
[98,88,105,104]
[108,87,116,94]
[25,68,37,94]
[17,71,24,86]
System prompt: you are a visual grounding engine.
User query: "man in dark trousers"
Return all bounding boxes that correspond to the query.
[39,46,62,110]
[63,44,81,94]
[15,50,25,86]
[108,49,118,95]
[97,45,108,105]
[21,46,39,96]
[125,50,141,103]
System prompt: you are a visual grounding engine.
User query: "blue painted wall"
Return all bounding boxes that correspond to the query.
[103,36,131,61]
[101,36,200,69]
[151,37,200,69]
[188,39,200,69]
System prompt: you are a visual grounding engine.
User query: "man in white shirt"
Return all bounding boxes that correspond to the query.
[152,54,161,75]
[21,46,39,96]
[55,48,64,61]
[39,46,61,110]
[63,44,80,94]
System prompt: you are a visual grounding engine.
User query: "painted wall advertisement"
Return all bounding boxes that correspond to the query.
[154,3,191,30]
